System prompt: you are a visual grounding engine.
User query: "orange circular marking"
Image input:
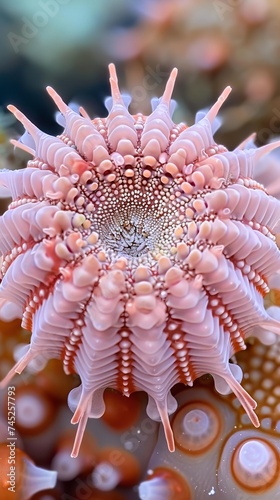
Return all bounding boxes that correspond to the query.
[10,384,57,436]
[231,438,279,492]
[172,401,222,454]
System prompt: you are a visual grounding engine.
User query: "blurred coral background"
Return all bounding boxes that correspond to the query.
[1,0,280,149]
[1,1,280,499]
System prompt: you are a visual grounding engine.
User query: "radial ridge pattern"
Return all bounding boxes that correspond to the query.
[1,64,280,457]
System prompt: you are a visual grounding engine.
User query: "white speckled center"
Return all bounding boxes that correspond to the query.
[139,477,169,500]
[17,393,45,428]
[51,450,83,481]
[92,461,121,491]
[183,409,209,437]
[238,440,270,474]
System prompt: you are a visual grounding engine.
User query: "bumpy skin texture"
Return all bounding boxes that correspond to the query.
[1,64,280,457]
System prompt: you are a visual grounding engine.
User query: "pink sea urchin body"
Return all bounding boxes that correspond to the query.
[1,64,280,457]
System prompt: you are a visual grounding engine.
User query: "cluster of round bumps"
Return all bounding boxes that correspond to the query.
[1,64,280,457]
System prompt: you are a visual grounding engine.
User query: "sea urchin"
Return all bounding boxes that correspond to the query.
[1,64,280,457]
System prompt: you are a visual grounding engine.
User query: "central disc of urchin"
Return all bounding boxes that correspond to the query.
[89,164,177,258]
[102,211,164,257]
[95,190,166,258]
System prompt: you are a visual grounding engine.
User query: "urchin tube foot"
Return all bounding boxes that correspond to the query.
[146,393,177,452]
[68,386,106,457]
[212,366,259,428]
[0,346,35,389]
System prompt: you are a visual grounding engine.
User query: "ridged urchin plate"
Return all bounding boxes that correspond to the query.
[1,64,280,457]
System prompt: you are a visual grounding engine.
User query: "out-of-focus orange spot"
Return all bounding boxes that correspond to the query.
[102,389,141,431]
